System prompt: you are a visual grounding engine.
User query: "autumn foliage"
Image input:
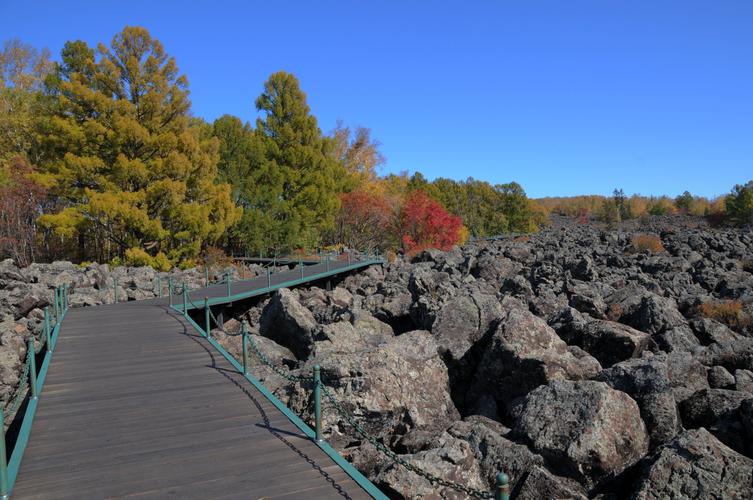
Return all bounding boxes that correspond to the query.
[631,234,665,254]
[398,190,462,255]
[0,157,46,266]
[696,300,752,332]
[334,190,393,251]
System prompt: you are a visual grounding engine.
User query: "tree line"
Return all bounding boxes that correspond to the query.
[0,27,543,268]
[539,186,752,227]
[2,27,750,269]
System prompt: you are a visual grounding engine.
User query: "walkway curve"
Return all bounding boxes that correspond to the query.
[11,261,381,499]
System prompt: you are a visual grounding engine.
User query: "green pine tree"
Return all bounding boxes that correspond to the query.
[237,71,343,254]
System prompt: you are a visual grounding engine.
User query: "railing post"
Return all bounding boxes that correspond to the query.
[182,285,187,316]
[0,408,8,500]
[114,278,118,304]
[226,273,231,297]
[52,288,58,323]
[168,278,173,306]
[313,365,322,442]
[494,471,509,500]
[242,321,249,375]
[300,260,304,280]
[267,267,271,288]
[62,284,67,311]
[28,337,38,400]
[44,307,51,350]
[348,250,351,265]
[204,297,211,339]
[205,266,209,287]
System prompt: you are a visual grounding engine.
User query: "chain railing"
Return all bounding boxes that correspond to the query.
[167,250,500,498]
[1,283,69,498]
[199,313,510,500]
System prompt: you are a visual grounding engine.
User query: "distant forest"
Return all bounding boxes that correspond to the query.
[1,27,751,268]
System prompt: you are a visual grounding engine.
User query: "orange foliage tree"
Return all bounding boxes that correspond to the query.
[398,190,462,255]
[333,190,393,251]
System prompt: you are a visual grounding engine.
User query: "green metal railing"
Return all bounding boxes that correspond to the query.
[174,251,386,314]
[1,284,69,498]
[171,253,510,500]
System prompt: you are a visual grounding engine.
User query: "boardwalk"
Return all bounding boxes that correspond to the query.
[11,261,379,499]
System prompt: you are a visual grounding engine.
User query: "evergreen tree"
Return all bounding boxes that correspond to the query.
[238,71,343,253]
[726,180,753,226]
[35,27,240,264]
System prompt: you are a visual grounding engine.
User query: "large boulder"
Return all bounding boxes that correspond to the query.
[631,429,753,499]
[511,380,649,487]
[294,331,459,446]
[468,302,601,414]
[606,286,699,352]
[315,315,392,356]
[472,253,521,286]
[259,288,317,360]
[697,338,753,372]
[447,418,544,492]
[514,465,588,500]
[678,388,751,454]
[407,266,459,329]
[576,319,655,367]
[431,292,502,363]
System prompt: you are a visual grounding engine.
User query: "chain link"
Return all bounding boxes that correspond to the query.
[320,385,493,498]
[246,334,314,382]
[4,350,32,422]
[243,336,489,497]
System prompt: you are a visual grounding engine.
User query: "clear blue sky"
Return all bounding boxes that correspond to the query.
[2,1,751,198]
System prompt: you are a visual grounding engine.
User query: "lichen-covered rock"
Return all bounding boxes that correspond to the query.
[514,465,588,500]
[512,380,649,487]
[374,433,487,500]
[708,365,736,388]
[631,429,753,499]
[292,330,459,447]
[447,418,544,491]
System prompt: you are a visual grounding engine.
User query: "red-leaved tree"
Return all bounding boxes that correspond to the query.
[334,190,393,251]
[0,157,47,266]
[398,190,462,255]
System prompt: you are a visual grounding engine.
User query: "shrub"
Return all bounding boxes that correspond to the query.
[398,190,463,255]
[202,246,233,270]
[696,300,752,331]
[631,234,665,253]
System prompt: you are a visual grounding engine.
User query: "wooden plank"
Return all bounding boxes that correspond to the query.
[12,293,373,499]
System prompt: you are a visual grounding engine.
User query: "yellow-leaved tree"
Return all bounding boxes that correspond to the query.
[36,27,240,266]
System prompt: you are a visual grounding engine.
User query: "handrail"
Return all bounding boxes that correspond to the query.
[175,253,386,314]
[1,284,69,498]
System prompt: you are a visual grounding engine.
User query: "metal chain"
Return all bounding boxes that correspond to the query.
[4,351,32,421]
[320,385,493,498]
[245,334,314,382]
[241,334,489,497]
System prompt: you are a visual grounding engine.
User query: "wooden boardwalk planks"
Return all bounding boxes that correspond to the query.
[12,294,372,499]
